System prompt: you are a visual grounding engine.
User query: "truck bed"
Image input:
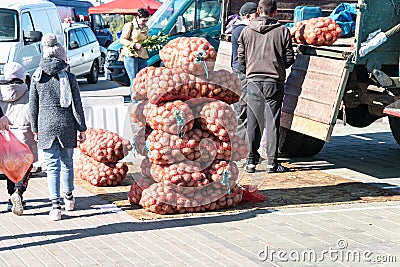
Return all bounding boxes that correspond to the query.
[215,37,355,73]
[222,0,358,32]
[295,37,355,60]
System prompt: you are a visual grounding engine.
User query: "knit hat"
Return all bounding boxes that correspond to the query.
[4,62,27,82]
[41,33,67,61]
[239,2,258,16]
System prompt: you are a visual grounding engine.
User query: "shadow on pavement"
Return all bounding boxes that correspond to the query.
[288,132,400,179]
[0,207,273,251]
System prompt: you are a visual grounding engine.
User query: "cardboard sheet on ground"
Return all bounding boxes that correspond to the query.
[74,164,400,220]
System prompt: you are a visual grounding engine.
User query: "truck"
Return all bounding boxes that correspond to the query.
[48,0,114,48]
[215,0,400,157]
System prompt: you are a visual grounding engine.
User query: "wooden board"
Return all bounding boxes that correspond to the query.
[281,54,350,141]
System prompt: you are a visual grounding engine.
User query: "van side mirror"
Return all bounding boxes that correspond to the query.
[69,40,79,49]
[175,16,186,33]
[104,22,110,29]
[24,30,43,43]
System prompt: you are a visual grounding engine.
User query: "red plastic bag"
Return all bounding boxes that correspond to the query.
[242,185,268,203]
[0,130,34,183]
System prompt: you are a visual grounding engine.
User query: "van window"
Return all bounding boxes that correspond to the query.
[21,12,34,38]
[68,29,79,48]
[147,0,186,30]
[183,2,195,31]
[46,9,63,37]
[199,1,221,29]
[30,10,53,36]
[83,27,97,43]
[92,14,103,30]
[76,29,89,46]
[0,9,18,42]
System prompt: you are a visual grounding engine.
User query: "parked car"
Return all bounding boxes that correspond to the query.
[105,44,130,86]
[63,22,103,84]
[105,0,222,86]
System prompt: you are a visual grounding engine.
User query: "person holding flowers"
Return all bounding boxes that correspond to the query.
[120,8,150,97]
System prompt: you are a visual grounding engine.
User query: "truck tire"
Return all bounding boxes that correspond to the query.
[87,61,99,84]
[389,116,400,145]
[278,127,325,157]
[342,104,380,128]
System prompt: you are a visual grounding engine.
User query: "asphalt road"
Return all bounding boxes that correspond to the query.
[78,75,130,101]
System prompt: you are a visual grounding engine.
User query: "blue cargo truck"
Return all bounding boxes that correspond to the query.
[217,0,400,157]
[48,0,113,48]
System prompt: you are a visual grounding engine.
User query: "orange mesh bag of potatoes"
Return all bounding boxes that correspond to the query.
[78,128,132,164]
[77,153,128,186]
[128,174,155,205]
[146,100,194,135]
[291,17,342,46]
[159,37,217,76]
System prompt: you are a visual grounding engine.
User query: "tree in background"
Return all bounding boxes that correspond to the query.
[104,15,135,40]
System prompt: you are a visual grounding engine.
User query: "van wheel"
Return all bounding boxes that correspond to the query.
[389,117,400,145]
[278,127,325,157]
[87,61,99,84]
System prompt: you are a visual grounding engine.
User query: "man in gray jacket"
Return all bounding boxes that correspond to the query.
[238,0,294,173]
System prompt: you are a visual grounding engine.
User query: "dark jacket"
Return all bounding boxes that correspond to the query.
[29,57,87,149]
[231,21,247,73]
[238,16,295,82]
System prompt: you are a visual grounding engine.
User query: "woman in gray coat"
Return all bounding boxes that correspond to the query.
[29,33,87,221]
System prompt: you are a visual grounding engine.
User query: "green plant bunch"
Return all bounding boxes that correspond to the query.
[129,31,169,57]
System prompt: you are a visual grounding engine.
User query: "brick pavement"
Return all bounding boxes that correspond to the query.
[0,120,399,266]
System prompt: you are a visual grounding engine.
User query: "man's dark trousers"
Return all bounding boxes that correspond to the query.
[233,71,248,141]
[246,81,284,166]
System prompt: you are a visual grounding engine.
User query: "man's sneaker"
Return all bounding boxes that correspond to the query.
[245,164,256,173]
[64,196,75,211]
[10,192,24,216]
[266,164,288,173]
[257,147,268,160]
[7,200,12,212]
[49,209,62,221]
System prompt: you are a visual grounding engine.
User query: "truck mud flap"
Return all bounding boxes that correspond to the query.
[281,54,350,141]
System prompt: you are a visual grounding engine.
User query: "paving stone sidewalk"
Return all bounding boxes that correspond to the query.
[0,120,399,266]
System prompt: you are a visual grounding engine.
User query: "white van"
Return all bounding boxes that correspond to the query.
[0,0,64,85]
